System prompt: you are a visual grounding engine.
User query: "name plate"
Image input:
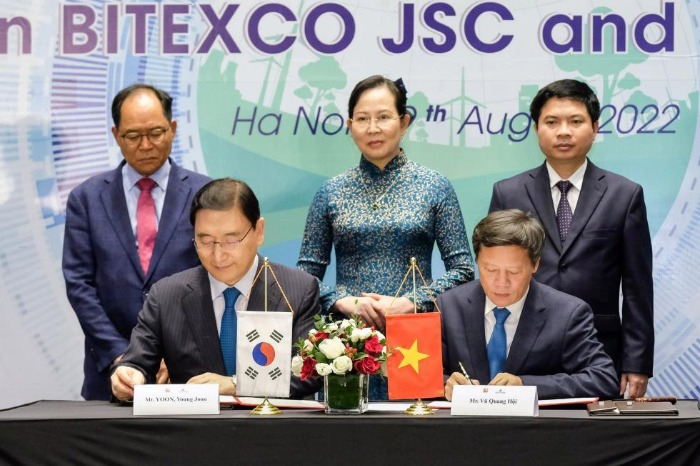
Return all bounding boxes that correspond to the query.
[133,384,220,416]
[451,385,539,417]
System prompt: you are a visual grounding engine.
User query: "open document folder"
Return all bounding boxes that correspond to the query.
[587,400,679,416]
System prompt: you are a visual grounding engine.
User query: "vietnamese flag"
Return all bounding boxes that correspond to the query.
[386,313,444,400]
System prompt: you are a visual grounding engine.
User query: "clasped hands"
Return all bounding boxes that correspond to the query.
[444,372,523,401]
[333,294,416,331]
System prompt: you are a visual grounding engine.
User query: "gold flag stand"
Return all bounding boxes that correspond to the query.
[390,257,442,416]
[243,257,297,416]
[405,398,434,416]
[250,397,282,415]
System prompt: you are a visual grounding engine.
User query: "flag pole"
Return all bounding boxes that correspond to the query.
[386,259,443,410]
[264,257,269,313]
[249,257,283,416]
[411,257,417,314]
[405,258,435,415]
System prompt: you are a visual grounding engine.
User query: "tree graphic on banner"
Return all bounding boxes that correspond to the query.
[295,56,347,116]
[407,90,430,142]
[554,7,649,104]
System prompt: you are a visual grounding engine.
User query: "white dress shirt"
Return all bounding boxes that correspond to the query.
[484,290,529,356]
[122,159,170,237]
[209,255,259,335]
[546,159,587,214]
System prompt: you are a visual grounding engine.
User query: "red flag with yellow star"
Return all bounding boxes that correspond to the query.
[386,313,443,400]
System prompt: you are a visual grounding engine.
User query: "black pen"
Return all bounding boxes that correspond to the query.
[458,361,473,385]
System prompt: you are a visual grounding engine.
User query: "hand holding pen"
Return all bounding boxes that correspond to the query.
[445,362,480,401]
[458,362,474,385]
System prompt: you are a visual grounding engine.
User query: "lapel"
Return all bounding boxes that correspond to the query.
[246,257,286,313]
[99,162,143,276]
[524,163,562,253]
[561,160,607,256]
[463,286,491,384]
[505,280,547,375]
[182,266,225,373]
[147,161,192,280]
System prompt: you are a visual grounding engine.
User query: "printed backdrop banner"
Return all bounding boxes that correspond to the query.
[0,1,698,408]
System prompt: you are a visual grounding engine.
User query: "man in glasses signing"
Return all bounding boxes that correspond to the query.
[110,179,321,400]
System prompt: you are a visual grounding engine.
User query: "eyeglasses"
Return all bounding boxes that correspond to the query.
[350,115,400,129]
[193,225,254,253]
[120,127,169,146]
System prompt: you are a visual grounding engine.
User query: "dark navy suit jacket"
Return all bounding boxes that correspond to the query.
[439,279,619,399]
[489,160,653,376]
[62,160,210,400]
[116,261,322,399]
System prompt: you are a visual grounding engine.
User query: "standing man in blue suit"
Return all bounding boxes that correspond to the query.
[63,84,210,400]
[489,79,653,398]
[442,210,618,401]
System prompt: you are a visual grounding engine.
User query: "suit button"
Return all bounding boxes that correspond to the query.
[560,263,568,270]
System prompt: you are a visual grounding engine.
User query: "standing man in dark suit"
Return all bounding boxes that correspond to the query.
[442,210,618,401]
[63,84,210,400]
[110,178,322,400]
[488,79,653,398]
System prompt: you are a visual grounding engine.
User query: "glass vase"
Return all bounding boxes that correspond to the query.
[323,372,369,414]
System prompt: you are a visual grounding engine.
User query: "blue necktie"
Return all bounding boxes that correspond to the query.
[220,287,241,376]
[487,307,510,380]
[556,180,573,242]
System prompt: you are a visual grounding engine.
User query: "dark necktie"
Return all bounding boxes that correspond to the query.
[487,307,510,380]
[136,178,157,273]
[220,287,241,376]
[556,180,573,242]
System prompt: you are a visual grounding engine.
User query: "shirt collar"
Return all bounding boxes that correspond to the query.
[123,158,171,191]
[484,287,529,320]
[359,150,407,178]
[546,158,587,191]
[208,255,259,302]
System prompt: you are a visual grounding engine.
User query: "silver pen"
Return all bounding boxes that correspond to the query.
[458,361,473,385]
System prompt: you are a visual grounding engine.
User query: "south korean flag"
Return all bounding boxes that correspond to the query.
[235,311,293,398]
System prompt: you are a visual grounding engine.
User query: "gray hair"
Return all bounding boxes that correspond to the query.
[111,84,172,128]
[472,209,545,265]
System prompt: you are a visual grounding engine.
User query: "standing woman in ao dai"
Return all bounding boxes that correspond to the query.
[298,74,474,340]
